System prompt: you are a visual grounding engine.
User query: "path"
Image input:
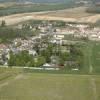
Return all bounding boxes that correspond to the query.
[0,82,9,89]
[88,42,94,74]
[90,78,98,100]
[0,74,24,90]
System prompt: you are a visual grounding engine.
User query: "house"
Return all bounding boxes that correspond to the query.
[28,50,37,56]
[43,63,51,68]
[52,32,65,45]
[42,63,59,70]
[0,44,8,51]
[39,26,48,33]
[72,68,79,71]
[50,56,60,65]
[64,61,79,70]
[54,34,64,39]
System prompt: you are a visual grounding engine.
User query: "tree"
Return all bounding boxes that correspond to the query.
[69,45,84,69]
[1,20,6,27]
[40,49,51,63]
[34,56,46,67]
[40,44,53,63]
[29,60,35,67]
[8,51,15,66]
[59,52,70,61]
[8,50,34,67]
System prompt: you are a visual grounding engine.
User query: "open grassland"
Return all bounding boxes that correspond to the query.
[0,3,73,16]
[71,41,100,75]
[79,42,90,73]
[0,71,100,100]
[81,41,100,74]
[91,42,100,74]
[0,67,23,83]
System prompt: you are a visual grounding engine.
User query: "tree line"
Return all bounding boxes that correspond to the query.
[8,44,84,70]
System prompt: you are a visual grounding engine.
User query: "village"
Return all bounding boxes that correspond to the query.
[0,20,100,70]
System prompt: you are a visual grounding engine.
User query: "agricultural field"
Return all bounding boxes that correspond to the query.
[80,41,100,74]
[91,42,100,74]
[39,7,93,18]
[0,41,100,100]
[0,67,24,82]
[0,3,74,16]
[0,6,100,26]
[0,70,99,100]
[69,41,100,74]
[59,41,100,74]
[38,7,100,23]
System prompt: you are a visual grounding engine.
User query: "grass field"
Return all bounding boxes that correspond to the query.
[0,3,74,16]
[0,42,100,100]
[0,70,100,100]
[91,42,100,74]
[74,41,100,74]
[81,41,100,74]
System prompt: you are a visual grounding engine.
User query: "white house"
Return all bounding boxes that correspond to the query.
[43,63,51,68]
[28,50,37,56]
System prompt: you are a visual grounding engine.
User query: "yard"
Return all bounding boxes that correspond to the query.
[0,69,100,100]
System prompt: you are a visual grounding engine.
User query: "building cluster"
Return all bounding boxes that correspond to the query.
[0,21,100,67]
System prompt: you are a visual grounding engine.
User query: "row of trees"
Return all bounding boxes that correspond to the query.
[0,21,36,43]
[68,45,84,69]
[8,44,84,70]
[8,51,46,67]
[50,44,84,70]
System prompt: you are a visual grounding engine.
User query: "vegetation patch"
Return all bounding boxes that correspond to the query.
[86,6,100,14]
[91,42,100,74]
[0,3,76,16]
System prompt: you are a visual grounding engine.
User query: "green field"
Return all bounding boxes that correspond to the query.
[0,40,100,100]
[0,3,75,16]
[77,41,100,74]
[86,6,100,14]
[91,42,100,74]
[82,41,100,74]
[0,68,100,100]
